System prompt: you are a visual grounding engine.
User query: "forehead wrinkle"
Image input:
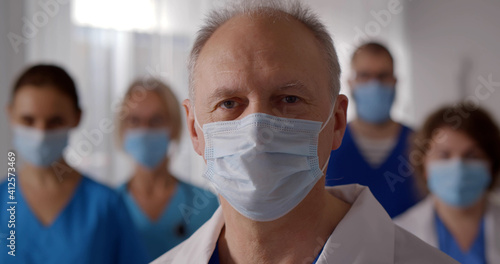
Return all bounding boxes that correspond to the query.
[195,13,332,104]
[275,80,303,91]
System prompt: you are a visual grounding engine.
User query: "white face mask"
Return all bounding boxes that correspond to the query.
[195,108,334,222]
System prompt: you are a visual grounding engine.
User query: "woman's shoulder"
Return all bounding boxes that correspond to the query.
[78,176,122,204]
[487,192,500,213]
[394,196,434,228]
[0,178,13,203]
[177,180,219,211]
[0,177,8,188]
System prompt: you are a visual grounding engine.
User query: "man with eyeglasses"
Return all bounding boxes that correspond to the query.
[325,42,420,218]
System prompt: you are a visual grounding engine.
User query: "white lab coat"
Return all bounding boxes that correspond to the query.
[152,184,457,264]
[395,194,500,263]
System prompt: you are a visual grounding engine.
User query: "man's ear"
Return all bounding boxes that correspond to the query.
[331,94,348,151]
[183,99,203,156]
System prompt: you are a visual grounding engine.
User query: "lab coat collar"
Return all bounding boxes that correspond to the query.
[318,184,395,263]
[155,207,225,263]
[395,196,438,247]
[155,184,396,263]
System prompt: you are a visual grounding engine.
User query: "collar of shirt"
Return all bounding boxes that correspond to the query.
[155,184,397,263]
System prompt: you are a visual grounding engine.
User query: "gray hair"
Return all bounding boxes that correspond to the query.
[188,0,341,102]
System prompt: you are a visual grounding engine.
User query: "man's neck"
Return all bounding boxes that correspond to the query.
[350,118,401,140]
[218,179,351,264]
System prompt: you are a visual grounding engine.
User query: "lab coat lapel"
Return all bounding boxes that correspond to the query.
[486,194,500,263]
[393,196,438,247]
[169,207,224,263]
[318,185,395,264]
[412,197,438,247]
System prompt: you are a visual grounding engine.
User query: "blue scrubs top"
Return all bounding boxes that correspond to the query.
[117,180,219,260]
[0,176,149,264]
[435,213,487,264]
[325,124,420,218]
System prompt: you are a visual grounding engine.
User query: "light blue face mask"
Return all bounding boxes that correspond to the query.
[13,125,69,168]
[353,80,395,124]
[427,159,491,207]
[123,129,170,170]
[196,109,333,222]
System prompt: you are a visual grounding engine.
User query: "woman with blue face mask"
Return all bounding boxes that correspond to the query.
[115,79,219,261]
[395,104,500,263]
[0,64,149,263]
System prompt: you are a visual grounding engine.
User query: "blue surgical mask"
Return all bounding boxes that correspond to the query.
[123,129,169,170]
[13,125,69,168]
[427,159,491,207]
[353,80,395,124]
[196,110,333,222]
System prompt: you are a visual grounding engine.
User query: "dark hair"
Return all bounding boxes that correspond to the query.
[412,104,500,192]
[11,64,81,112]
[351,42,394,68]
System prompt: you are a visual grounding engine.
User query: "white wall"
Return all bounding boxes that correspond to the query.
[309,0,413,126]
[0,0,26,178]
[406,0,500,126]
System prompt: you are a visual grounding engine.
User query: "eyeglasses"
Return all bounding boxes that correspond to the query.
[353,71,395,83]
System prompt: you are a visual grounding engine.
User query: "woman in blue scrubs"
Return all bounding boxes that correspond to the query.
[395,104,500,263]
[116,79,219,260]
[0,65,149,263]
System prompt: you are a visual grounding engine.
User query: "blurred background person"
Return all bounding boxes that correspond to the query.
[116,78,219,260]
[0,65,149,264]
[395,104,500,263]
[3,0,500,196]
[325,42,420,218]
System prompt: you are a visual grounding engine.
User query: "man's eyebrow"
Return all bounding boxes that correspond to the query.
[207,86,240,104]
[207,81,311,103]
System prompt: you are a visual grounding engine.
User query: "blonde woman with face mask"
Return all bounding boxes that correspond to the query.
[116,79,219,261]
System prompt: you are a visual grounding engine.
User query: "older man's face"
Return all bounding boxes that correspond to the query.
[185,13,347,169]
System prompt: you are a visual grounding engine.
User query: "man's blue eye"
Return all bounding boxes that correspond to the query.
[283,96,299,103]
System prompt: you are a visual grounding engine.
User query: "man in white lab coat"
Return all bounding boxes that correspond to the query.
[152,1,457,263]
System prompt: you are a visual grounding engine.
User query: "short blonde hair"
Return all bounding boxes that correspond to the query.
[117,78,182,144]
